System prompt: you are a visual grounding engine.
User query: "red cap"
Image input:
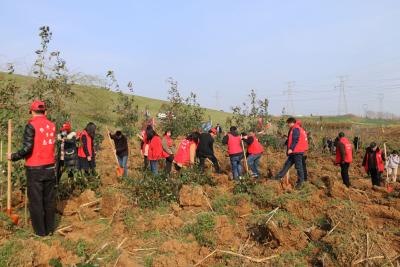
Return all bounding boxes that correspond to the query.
[61,122,71,132]
[30,100,46,112]
[210,128,217,135]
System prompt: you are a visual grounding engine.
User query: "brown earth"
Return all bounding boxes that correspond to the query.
[1,126,400,266]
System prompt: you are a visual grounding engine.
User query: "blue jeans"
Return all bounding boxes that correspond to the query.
[117,155,128,177]
[247,153,262,177]
[150,160,159,175]
[277,153,304,184]
[230,155,243,180]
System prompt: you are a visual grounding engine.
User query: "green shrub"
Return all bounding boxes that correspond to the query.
[123,173,180,209]
[179,169,215,186]
[184,212,216,247]
[233,176,256,194]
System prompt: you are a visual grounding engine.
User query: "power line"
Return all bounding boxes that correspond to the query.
[283,81,295,115]
[336,75,348,115]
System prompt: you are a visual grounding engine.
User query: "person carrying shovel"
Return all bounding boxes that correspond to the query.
[273,117,308,189]
[8,101,56,236]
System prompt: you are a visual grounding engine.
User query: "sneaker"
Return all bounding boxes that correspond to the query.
[295,182,304,190]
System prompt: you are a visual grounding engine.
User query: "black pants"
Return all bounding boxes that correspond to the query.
[165,155,174,174]
[198,154,220,172]
[277,154,304,184]
[26,167,56,236]
[340,162,350,187]
[302,155,308,181]
[143,156,149,171]
[369,168,381,186]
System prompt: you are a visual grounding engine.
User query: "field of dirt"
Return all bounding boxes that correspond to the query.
[1,126,400,267]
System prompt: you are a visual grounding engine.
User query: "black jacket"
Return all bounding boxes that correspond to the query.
[11,124,35,162]
[197,133,215,157]
[110,133,129,157]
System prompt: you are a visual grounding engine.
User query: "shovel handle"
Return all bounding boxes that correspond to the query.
[7,119,12,211]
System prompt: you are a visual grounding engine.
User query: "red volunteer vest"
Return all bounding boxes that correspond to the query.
[174,139,195,166]
[287,125,308,153]
[78,130,93,158]
[364,150,385,173]
[162,135,173,158]
[335,137,353,163]
[227,134,243,155]
[25,115,56,167]
[148,135,163,160]
[247,134,264,155]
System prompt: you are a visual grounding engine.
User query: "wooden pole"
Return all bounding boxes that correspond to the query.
[105,127,120,166]
[7,119,12,213]
[384,143,389,183]
[24,187,28,226]
[241,139,249,174]
[0,139,3,211]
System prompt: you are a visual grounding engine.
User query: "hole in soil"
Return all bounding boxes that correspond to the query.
[248,224,280,249]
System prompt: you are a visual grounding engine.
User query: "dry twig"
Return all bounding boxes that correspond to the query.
[326,221,341,236]
[194,249,278,266]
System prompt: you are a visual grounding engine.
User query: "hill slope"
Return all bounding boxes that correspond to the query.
[1,72,232,130]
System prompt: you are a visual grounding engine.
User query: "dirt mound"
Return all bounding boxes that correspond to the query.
[58,189,98,215]
[100,191,130,217]
[152,214,184,230]
[15,240,80,266]
[153,239,209,267]
[179,185,207,207]
[215,215,242,247]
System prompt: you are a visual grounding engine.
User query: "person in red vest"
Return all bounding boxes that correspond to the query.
[242,131,264,178]
[174,132,200,171]
[8,101,56,236]
[161,130,175,174]
[335,132,353,187]
[78,122,97,176]
[222,126,244,180]
[362,142,385,187]
[296,120,308,181]
[147,129,163,175]
[137,125,153,171]
[274,117,308,189]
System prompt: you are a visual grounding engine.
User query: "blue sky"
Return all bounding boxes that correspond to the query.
[1,1,400,115]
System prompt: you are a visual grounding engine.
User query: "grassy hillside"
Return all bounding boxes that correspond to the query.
[1,73,232,131]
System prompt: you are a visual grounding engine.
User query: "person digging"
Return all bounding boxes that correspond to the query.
[274,117,309,190]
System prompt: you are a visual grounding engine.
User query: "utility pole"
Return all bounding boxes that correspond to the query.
[283,81,295,116]
[362,104,368,118]
[378,93,384,119]
[336,76,348,115]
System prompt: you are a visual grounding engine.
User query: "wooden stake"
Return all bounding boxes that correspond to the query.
[24,187,28,226]
[384,143,389,183]
[241,139,249,174]
[7,119,12,213]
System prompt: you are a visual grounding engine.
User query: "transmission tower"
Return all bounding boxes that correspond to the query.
[336,76,348,115]
[378,93,384,119]
[283,81,295,116]
[362,104,368,118]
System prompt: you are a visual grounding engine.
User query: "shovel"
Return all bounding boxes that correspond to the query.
[106,127,124,177]
[6,119,19,224]
[241,139,249,174]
